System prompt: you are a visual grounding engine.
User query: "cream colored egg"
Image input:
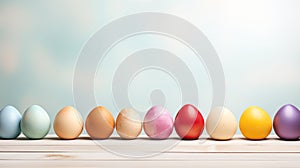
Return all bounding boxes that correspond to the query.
[54,106,84,139]
[116,108,142,139]
[206,107,237,140]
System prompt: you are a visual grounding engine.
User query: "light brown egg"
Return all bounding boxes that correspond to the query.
[85,106,115,139]
[54,106,83,140]
[116,108,142,139]
[206,107,237,140]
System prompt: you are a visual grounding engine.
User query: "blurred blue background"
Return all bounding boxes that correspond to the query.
[0,0,299,134]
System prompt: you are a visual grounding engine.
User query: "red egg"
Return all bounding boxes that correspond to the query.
[174,104,205,140]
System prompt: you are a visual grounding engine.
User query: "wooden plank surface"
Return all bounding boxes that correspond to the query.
[0,134,299,167]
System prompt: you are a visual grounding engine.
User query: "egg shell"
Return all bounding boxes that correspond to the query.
[21,105,51,139]
[273,104,300,140]
[0,105,22,139]
[143,106,173,139]
[85,106,115,139]
[239,106,272,140]
[174,104,204,140]
[54,106,84,140]
[206,107,237,140]
[116,108,142,139]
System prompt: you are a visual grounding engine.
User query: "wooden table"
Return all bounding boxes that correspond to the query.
[0,135,299,167]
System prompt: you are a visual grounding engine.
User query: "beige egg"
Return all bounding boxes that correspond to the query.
[206,107,237,140]
[85,106,115,139]
[116,108,142,139]
[54,106,84,140]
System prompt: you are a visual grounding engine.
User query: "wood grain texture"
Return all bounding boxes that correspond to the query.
[0,134,299,167]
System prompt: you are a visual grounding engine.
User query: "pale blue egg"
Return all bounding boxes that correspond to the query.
[21,105,51,139]
[0,105,22,139]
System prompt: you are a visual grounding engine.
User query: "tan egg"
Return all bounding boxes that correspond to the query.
[116,108,142,139]
[85,106,115,139]
[206,107,237,140]
[54,106,83,140]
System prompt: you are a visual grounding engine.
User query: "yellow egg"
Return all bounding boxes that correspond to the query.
[54,106,83,140]
[239,106,272,140]
[116,108,142,139]
[206,107,237,140]
[85,106,115,139]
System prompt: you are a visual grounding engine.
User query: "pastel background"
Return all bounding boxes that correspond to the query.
[0,0,299,134]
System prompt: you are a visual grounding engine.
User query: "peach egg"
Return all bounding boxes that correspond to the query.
[54,106,83,140]
[116,108,142,139]
[85,106,115,139]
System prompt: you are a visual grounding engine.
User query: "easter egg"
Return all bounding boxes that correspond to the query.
[116,108,142,139]
[54,106,84,140]
[85,106,115,139]
[143,106,173,139]
[239,106,272,140]
[206,107,237,140]
[0,105,22,139]
[21,105,51,139]
[273,104,300,140]
[174,104,204,140]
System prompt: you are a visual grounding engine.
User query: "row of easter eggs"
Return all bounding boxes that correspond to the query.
[0,104,299,140]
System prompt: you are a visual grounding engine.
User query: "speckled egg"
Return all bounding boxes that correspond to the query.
[206,107,237,140]
[116,108,142,139]
[21,105,51,139]
[85,106,115,139]
[0,105,22,139]
[54,106,84,140]
[143,106,173,139]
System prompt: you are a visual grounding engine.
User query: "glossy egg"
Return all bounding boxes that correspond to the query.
[85,106,115,139]
[206,107,237,140]
[273,104,300,140]
[21,105,51,139]
[0,105,22,139]
[54,106,84,140]
[143,106,173,139]
[239,106,272,140]
[116,108,142,139]
[174,104,204,140]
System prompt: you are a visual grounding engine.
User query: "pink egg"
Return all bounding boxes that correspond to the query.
[143,106,173,139]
